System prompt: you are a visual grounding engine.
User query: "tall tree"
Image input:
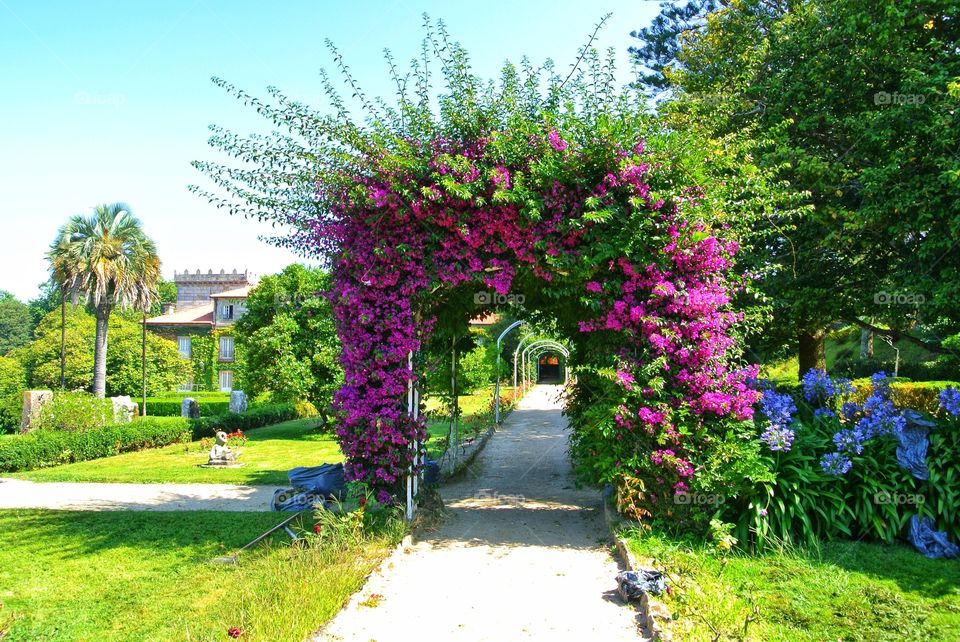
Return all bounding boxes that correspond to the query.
[47,204,161,398]
[631,0,960,375]
[0,291,32,354]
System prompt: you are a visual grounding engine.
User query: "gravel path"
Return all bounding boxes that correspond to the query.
[0,478,276,511]
[316,384,641,641]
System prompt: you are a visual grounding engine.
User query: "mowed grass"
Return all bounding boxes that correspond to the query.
[423,385,516,459]
[0,509,400,641]
[11,419,342,486]
[627,530,960,641]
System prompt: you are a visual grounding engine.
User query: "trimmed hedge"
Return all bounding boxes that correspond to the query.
[849,379,960,417]
[142,399,231,417]
[189,402,315,440]
[0,417,192,473]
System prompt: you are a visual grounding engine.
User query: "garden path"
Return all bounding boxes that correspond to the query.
[316,384,641,641]
[0,478,276,511]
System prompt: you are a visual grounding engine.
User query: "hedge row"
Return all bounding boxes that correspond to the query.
[0,401,320,473]
[189,401,317,440]
[850,379,960,417]
[142,399,231,417]
[0,417,192,473]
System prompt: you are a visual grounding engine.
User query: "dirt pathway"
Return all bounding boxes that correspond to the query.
[0,478,276,511]
[316,384,640,641]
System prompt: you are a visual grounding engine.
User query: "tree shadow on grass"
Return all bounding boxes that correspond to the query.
[1,509,302,560]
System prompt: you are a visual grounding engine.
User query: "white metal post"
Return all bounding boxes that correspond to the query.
[494,321,523,424]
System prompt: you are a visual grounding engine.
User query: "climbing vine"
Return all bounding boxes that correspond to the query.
[194,17,788,504]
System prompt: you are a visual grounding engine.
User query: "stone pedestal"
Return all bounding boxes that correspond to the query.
[110,396,138,424]
[181,397,200,419]
[229,390,248,414]
[21,390,53,433]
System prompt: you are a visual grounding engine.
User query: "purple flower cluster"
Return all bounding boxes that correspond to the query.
[940,388,960,416]
[820,452,853,476]
[758,389,797,452]
[813,369,905,476]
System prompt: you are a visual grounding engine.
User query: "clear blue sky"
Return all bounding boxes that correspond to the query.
[0,0,660,301]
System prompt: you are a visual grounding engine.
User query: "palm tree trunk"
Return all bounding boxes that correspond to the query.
[93,303,113,398]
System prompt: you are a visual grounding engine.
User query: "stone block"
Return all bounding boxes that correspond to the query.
[20,390,52,433]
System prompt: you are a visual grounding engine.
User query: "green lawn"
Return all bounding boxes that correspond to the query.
[626,530,960,641]
[11,419,342,486]
[0,509,400,641]
[423,385,515,459]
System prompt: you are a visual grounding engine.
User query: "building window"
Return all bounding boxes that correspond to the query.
[220,303,234,320]
[177,336,191,359]
[219,335,235,362]
[219,370,233,392]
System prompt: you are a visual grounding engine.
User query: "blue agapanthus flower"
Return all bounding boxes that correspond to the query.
[760,389,797,426]
[940,388,960,417]
[840,402,861,421]
[761,425,796,451]
[821,452,853,476]
[833,428,866,455]
[802,369,836,402]
[857,392,905,439]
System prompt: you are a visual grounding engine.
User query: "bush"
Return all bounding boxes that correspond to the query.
[0,355,25,432]
[848,379,960,417]
[0,417,191,472]
[34,391,113,432]
[141,398,231,417]
[189,402,315,440]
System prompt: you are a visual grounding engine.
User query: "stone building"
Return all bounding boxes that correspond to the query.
[145,269,257,391]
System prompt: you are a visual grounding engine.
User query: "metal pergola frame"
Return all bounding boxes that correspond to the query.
[518,340,569,392]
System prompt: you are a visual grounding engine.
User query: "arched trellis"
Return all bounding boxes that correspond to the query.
[494,320,525,424]
[197,34,765,528]
[523,343,569,391]
[517,340,569,394]
[530,347,568,385]
[513,337,566,398]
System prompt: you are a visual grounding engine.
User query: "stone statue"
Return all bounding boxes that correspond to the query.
[207,430,239,466]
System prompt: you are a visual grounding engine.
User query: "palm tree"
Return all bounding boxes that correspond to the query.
[47,203,160,398]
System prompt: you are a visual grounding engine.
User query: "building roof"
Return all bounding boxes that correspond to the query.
[468,312,502,327]
[209,285,254,299]
[145,303,214,326]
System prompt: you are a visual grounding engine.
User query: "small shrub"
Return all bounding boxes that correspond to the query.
[293,400,319,419]
[141,399,231,417]
[35,391,112,432]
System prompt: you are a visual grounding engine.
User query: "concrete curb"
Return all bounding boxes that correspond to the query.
[604,494,673,642]
[438,421,498,481]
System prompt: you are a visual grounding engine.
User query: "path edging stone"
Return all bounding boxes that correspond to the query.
[604,493,673,641]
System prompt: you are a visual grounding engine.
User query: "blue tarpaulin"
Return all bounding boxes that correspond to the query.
[909,515,959,559]
[272,463,346,512]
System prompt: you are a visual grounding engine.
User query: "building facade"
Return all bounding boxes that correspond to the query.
[145,269,257,391]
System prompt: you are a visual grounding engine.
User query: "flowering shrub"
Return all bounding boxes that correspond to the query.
[197,25,784,502]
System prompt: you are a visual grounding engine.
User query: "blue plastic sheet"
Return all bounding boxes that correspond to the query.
[909,515,959,559]
[271,463,345,511]
[893,410,935,480]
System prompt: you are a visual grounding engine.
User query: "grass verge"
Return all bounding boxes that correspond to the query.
[0,509,400,642]
[625,530,960,641]
[10,419,341,485]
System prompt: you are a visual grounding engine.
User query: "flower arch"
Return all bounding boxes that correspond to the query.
[195,22,767,505]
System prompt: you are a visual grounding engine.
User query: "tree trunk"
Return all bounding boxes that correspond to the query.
[859,327,874,359]
[93,304,113,398]
[798,329,826,379]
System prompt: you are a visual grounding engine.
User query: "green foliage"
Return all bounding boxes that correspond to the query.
[234,264,342,409]
[34,390,113,432]
[189,402,314,440]
[0,417,191,472]
[634,0,960,353]
[625,530,960,641]
[141,398,231,417]
[22,306,190,396]
[0,355,25,431]
[458,345,495,395]
[0,291,32,355]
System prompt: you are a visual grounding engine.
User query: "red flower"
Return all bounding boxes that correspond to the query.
[358,497,367,507]
[313,524,322,534]
[227,627,242,638]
